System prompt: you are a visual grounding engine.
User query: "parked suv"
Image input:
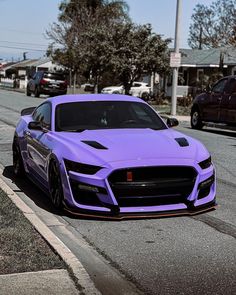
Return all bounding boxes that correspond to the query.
[26,71,67,97]
[191,75,236,129]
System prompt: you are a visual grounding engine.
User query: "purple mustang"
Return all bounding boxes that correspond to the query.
[13,94,216,219]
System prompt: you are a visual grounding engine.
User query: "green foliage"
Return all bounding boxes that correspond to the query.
[47,0,170,92]
[188,0,236,49]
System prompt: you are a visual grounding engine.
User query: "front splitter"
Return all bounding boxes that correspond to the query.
[64,201,217,220]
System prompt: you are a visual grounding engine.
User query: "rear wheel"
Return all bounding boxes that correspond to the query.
[13,140,25,177]
[191,108,203,130]
[49,160,64,210]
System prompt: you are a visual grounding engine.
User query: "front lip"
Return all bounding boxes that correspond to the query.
[63,200,217,220]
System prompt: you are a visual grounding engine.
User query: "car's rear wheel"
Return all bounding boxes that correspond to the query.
[13,140,25,177]
[49,160,64,210]
[35,87,40,98]
[191,108,203,129]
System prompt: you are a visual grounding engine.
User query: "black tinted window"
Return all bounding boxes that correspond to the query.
[227,78,236,93]
[32,103,51,129]
[212,79,228,93]
[55,101,166,132]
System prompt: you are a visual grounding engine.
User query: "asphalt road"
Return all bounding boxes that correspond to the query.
[0,89,235,295]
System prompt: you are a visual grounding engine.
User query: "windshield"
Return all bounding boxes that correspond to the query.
[55,101,167,132]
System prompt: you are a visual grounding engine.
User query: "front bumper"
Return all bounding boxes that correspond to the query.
[61,159,216,219]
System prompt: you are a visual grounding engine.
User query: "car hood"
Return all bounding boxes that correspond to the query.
[55,128,209,166]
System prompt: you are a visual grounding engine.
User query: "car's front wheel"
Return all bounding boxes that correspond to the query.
[35,87,40,98]
[49,160,64,210]
[191,108,203,129]
[26,87,31,96]
[13,140,25,177]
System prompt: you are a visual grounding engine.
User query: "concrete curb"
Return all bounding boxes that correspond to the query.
[0,171,101,295]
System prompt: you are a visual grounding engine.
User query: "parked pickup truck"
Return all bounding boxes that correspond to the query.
[101,82,151,100]
[191,75,236,129]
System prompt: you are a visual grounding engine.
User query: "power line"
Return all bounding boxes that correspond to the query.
[0,45,46,52]
[0,40,48,47]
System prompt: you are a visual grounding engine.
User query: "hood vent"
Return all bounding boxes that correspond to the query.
[175,137,189,147]
[81,140,108,150]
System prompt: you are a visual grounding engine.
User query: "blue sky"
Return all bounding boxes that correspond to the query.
[0,0,214,61]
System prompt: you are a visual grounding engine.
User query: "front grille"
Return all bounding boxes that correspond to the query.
[108,166,197,207]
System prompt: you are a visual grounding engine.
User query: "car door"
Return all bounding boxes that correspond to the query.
[202,78,228,122]
[222,77,236,124]
[25,102,52,186]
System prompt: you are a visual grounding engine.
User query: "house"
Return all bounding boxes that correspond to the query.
[0,58,65,89]
[167,46,236,97]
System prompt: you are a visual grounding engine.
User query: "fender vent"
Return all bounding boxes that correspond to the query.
[81,140,108,150]
[175,138,189,147]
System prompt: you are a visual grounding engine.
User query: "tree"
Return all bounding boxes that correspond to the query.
[46,0,129,91]
[188,0,236,49]
[111,23,171,94]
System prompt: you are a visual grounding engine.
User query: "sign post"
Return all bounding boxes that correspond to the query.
[171,0,182,116]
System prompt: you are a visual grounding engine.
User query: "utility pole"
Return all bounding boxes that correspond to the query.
[171,0,182,116]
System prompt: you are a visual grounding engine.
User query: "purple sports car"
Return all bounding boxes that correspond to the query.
[13,94,216,219]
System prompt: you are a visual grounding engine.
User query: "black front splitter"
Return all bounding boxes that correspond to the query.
[63,200,217,220]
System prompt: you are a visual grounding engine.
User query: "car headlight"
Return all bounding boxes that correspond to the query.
[198,156,212,169]
[64,159,102,175]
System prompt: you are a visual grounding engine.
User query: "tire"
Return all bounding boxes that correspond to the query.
[141,92,150,101]
[191,108,204,130]
[35,87,40,98]
[49,160,64,210]
[26,87,31,96]
[12,140,25,177]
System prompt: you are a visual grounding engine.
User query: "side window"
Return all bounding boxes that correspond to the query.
[227,79,236,94]
[212,79,228,93]
[133,83,141,87]
[32,103,51,129]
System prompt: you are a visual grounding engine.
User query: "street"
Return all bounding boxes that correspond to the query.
[0,89,235,295]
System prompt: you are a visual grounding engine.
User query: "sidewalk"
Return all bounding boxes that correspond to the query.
[0,270,79,295]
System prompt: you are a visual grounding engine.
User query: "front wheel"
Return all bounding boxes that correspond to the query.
[13,141,25,177]
[49,160,64,210]
[191,109,203,129]
[26,87,31,96]
[35,87,40,98]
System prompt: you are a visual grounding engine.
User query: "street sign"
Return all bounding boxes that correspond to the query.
[170,52,181,68]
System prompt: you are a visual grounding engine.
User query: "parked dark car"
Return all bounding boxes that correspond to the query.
[26,71,67,97]
[191,75,236,129]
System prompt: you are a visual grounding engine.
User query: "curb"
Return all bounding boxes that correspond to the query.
[0,170,101,295]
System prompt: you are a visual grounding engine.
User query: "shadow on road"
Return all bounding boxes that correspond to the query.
[2,165,64,216]
[2,165,112,221]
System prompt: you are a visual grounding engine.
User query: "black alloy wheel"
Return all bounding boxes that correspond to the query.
[191,108,204,130]
[13,141,25,177]
[49,160,64,210]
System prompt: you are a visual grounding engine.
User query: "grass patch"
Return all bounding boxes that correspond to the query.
[0,188,65,274]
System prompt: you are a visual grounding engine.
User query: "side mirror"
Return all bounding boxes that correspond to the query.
[21,107,36,116]
[28,121,43,131]
[167,118,179,128]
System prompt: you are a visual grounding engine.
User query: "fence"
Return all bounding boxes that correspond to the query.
[0,78,27,89]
